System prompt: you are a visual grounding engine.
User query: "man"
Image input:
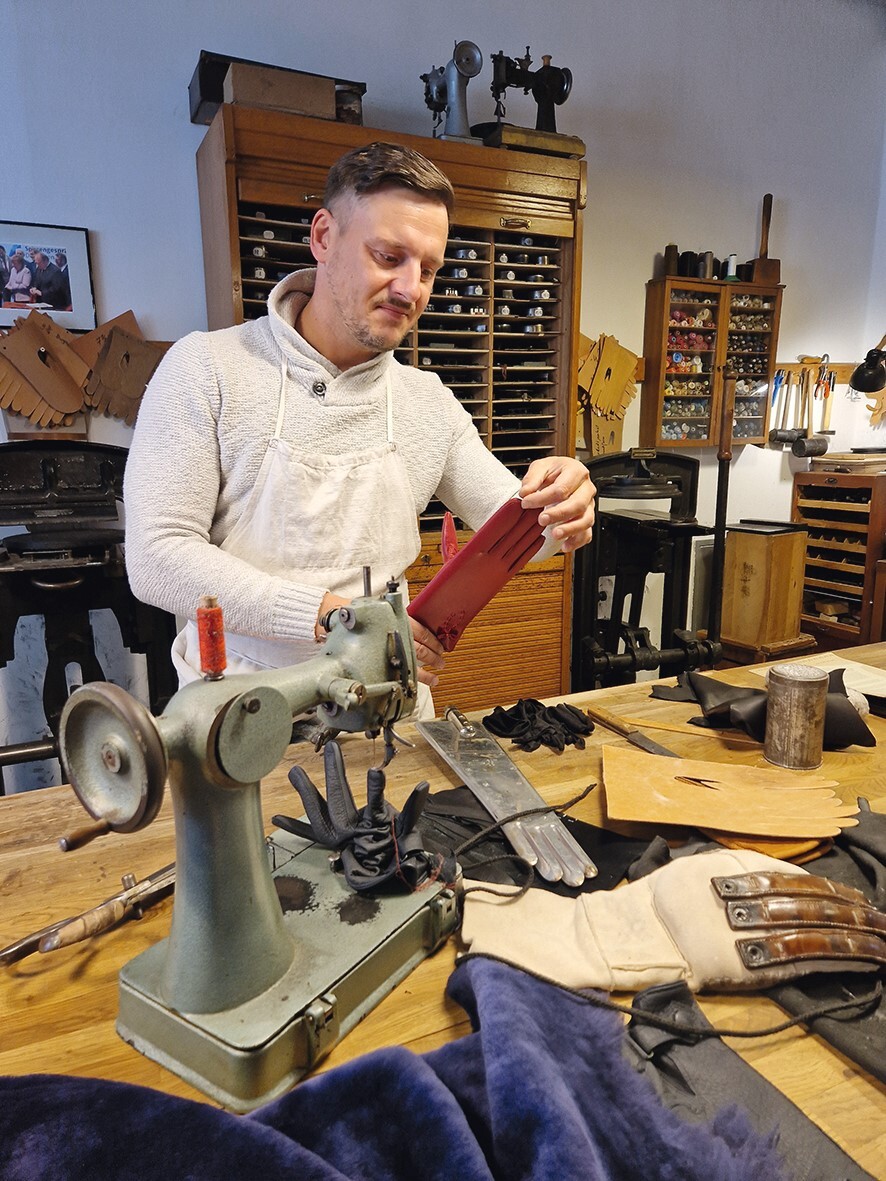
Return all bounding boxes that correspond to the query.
[124,142,595,716]
[3,250,32,301]
[53,252,71,308]
[28,251,69,309]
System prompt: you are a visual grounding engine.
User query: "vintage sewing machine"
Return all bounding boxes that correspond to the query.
[58,575,458,1111]
[420,39,483,140]
[490,47,572,134]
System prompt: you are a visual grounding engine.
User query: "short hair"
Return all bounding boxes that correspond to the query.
[323,142,454,219]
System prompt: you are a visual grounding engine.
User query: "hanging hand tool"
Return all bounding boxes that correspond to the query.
[769,369,804,444]
[822,370,836,430]
[749,193,781,284]
[792,364,829,457]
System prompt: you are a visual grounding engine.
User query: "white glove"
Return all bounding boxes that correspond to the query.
[459,848,884,991]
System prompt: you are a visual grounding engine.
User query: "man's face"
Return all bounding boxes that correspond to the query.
[34,253,47,270]
[311,186,448,364]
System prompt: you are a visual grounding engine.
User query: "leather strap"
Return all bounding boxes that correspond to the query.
[737,928,886,970]
[712,870,871,907]
[725,896,886,937]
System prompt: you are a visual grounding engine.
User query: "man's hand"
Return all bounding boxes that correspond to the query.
[409,617,446,688]
[316,591,349,641]
[519,456,596,553]
[317,592,445,687]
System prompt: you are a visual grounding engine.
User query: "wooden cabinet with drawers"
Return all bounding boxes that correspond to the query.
[791,470,886,647]
[195,103,586,709]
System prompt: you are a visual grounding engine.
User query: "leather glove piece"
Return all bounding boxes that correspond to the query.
[272,740,447,892]
[650,668,876,750]
[482,698,594,753]
[418,785,651,894]
[459,848,886,991]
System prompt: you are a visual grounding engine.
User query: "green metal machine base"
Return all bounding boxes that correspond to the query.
[117,830,458,1112]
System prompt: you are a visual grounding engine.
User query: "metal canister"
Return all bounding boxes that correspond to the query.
[764,663,828,770]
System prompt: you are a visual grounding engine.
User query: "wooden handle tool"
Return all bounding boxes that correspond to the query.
[583,703,678,757]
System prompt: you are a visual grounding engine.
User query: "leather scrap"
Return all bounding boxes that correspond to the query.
[0,313,86,426]
[83,327,169,424]
[69,309,143,369]
[602,744,859,839]
[651,667,877,750]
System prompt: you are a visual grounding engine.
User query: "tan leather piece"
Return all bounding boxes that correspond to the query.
[602,745,859,838]
[700,830,830,863]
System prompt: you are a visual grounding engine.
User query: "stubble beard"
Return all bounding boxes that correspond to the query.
[326,270,414,356]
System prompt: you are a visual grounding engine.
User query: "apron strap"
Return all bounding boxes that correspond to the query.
[275,356,288,439]
[385,371,394,445]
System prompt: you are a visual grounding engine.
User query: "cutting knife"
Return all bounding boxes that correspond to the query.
[583,703,678,757]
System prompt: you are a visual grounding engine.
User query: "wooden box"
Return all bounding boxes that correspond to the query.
[721,522,806,648]
[223,62,336,120]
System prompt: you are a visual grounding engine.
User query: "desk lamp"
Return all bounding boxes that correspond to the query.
[848,333,886,395]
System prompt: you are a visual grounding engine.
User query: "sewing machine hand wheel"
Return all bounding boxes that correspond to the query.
[453,39,483,79]
[59,682,167,833]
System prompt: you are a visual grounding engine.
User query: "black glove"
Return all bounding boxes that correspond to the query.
[272,740,446,892]
[482,698,594,753]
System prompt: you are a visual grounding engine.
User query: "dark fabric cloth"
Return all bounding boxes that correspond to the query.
[625,981,874,1181]
[650,667,876,750]
[0,957,792,1181]
[764,803,886,1084]
[766,974,886,1089]
[419,784,650,893]
[803,799,886,907]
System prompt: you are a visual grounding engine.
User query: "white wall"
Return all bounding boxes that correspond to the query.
[6,0,885,493]
[2,0,884,782]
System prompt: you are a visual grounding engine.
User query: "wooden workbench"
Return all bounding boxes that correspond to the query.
[2,646,885,1175]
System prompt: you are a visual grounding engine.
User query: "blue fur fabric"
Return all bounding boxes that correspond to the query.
[0,957,787,1180]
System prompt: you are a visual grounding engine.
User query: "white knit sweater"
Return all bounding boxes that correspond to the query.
[123,269,520,642]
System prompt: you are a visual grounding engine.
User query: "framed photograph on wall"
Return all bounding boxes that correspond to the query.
[0,221,96,331]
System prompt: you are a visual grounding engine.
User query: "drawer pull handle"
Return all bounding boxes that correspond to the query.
[500,217,531,229]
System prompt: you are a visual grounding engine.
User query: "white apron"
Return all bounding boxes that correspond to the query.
[172,360,434,717]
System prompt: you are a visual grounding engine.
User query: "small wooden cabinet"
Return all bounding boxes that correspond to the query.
[791,470,886,646]
[640,277,783,448]
[195,103,586,709]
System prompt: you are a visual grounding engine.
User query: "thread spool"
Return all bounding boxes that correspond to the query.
[764,663,828,770]
[196,594,227,680]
